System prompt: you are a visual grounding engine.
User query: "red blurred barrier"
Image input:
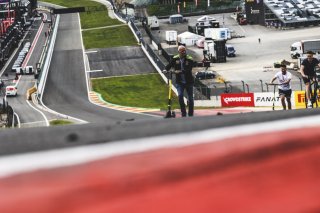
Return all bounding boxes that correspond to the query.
[0,127,319,213]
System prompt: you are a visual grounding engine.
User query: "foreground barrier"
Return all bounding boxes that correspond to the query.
[0,125,319,212]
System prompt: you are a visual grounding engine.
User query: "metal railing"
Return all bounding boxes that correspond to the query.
[194,79,305,100]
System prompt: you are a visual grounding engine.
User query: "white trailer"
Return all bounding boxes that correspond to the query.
[169,14,184,24]
[177,31,203,46]
[204,28,228,40]
[203,40,216,62]
[290,39,320,59]
[165,30,177,45]
[147,16,159,30]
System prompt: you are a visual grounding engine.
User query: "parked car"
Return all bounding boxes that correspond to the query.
[195,70,215,80]
[226,45,236,57]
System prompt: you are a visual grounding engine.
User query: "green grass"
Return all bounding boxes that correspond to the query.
[41,0,98,7]
[50,120,73,126]
[80,11,121,29]
[92,74,180,110]
[82,25,138,49]
[41,0,122,28]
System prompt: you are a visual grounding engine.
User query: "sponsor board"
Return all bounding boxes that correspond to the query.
[295,91,306,109]
[254,92,281,107]
[221,93,254,107]
[254,92,295,107]
[294,90,320,109]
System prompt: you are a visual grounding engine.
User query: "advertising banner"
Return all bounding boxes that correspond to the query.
[295,91,306,109]
[254,92,295,107]
[293,90,320,109]
[221,93,254,107]
[254,92,281,107]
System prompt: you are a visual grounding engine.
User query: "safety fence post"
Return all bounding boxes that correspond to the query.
[241,80,245,92]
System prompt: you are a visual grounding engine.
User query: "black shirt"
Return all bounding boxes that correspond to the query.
[302,58,319,76]
[165,54,195,84]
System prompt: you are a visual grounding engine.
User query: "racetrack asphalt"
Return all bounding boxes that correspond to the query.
[42,13,158,124]
[86,46,156,78]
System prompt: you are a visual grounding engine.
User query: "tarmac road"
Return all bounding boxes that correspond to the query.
[1,18,49,127]
[87,46,156,79]
[42,13,159,124]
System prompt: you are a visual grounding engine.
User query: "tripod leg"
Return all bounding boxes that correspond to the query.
[315,82,319,108]
[305,91,307,108]
[272,85,276,111]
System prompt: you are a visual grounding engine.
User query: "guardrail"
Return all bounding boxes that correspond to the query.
[36,11,60,99]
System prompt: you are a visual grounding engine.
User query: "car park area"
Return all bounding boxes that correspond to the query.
[145,12,318,92]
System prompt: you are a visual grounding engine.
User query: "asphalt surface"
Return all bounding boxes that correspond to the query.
[87,46,156,78]
[42,13,158,124]
[1,17,49,127]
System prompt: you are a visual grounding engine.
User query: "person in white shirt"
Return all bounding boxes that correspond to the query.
[270,64,292,110]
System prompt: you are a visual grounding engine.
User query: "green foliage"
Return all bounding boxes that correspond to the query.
[147,1,240,16]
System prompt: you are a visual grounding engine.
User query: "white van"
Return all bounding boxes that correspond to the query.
[13,67,24,75]
[25,66,34,74]
[6,85,18,97]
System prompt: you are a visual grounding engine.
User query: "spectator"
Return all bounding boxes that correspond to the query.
[300,51,320,108]
[270,64,292,110]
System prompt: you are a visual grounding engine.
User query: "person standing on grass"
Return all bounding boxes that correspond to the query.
[270,64,292,110]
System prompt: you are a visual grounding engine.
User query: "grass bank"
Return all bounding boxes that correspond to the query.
[42,0,122,28]
[82,25,138,49]
[92,74,180,110]
[42,0,137,48]
[50,119,73,126]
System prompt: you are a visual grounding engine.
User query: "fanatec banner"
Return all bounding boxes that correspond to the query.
[254,92,283,107]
